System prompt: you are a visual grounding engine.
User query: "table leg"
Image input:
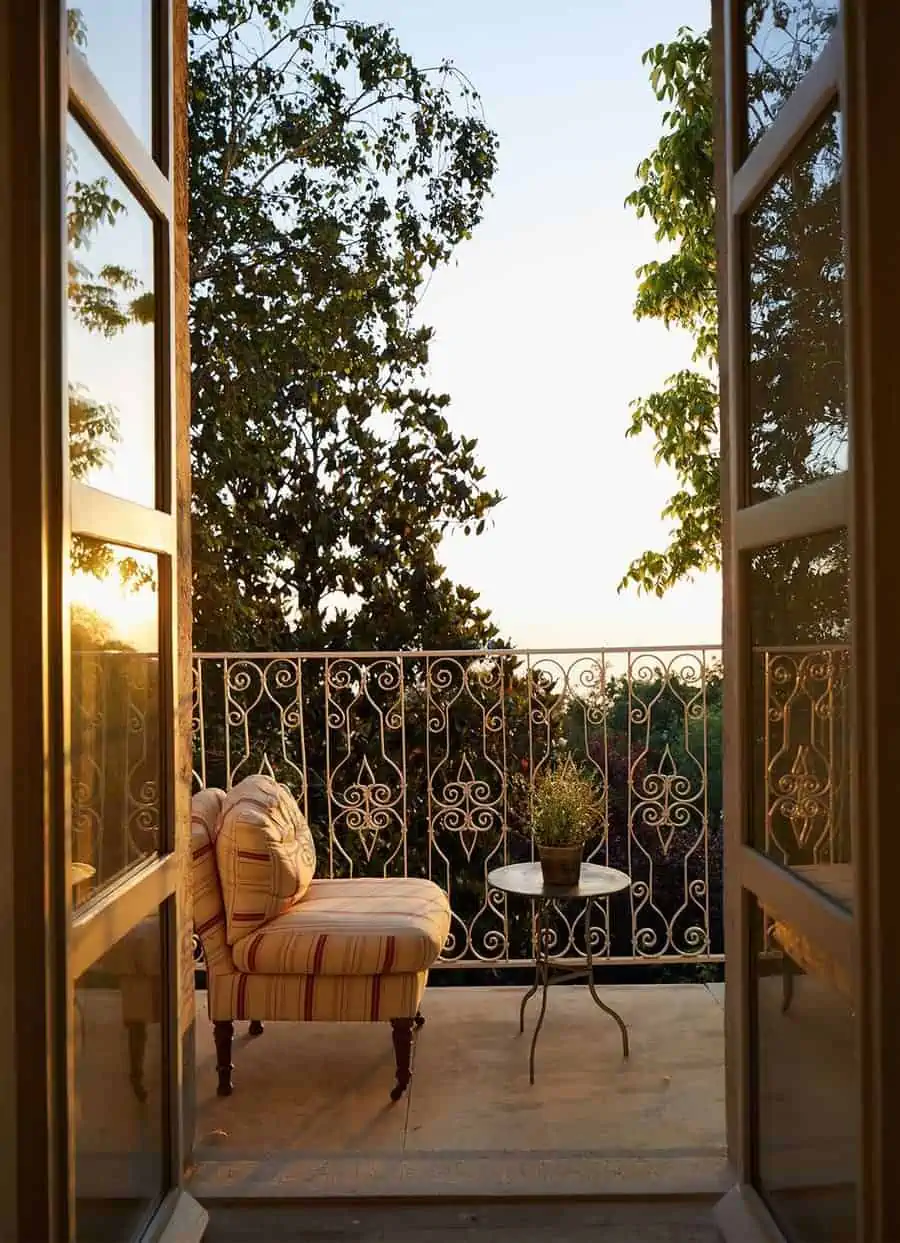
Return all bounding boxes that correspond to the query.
[585,898,629,1058]
[519,898,541,1034]
[528,899,551,1085]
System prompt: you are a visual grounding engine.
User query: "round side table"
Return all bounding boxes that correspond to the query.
[487,861,631,1084]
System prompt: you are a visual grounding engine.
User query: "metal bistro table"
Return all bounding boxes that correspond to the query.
[488,862,631,1084]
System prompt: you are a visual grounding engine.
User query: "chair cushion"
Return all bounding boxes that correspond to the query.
[231,876,451,976]
[192,788,232,976]
[208,969,428,1023]
[217,774,316,945]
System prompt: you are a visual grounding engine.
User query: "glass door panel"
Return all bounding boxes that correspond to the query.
[751,897,857,1242]
[70,541,161,906]
[66,116,158,508]
[74,907,166,1243]
[744,1,839,149]
[718,3,859,1241]
[65,3,188,1240]
[746,106,846,503]
[749,529,852,906]
[66,2,154,150]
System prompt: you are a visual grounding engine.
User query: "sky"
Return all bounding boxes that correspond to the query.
[340,0,722,651]
[67,0,722,654]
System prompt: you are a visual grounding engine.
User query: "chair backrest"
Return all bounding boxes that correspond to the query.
[191,788,233,976]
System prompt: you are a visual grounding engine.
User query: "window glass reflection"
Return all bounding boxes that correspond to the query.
[753,898,856,1242]
[75,909,165,1242]
[745,1,839,148]
[747,107,845,504]
[67,117,156,507]
[750,530,851,910]
[71,541,160,907]
[67,3,153,148]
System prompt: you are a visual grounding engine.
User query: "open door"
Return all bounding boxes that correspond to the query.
[1,3,202,1240]
[714,3,900,1241]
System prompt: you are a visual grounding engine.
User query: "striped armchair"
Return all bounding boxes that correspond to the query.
[191,781,451,1100]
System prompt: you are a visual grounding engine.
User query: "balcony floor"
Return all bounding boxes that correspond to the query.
[190,982,728,1200]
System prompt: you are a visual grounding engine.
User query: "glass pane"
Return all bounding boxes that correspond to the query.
[750,530,852,910]
[752,898,856,1242]
[745,1,839,148]
[75,907,165,1242]
[67,2,153,148]
[747,107,845,504]
[71,541,160,907]
[67,116,156,508]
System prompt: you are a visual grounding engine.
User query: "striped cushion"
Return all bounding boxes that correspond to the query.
[231,877,451,976]
[217,774,316,945]
[191,787,232,977]
[208,970,427,1023]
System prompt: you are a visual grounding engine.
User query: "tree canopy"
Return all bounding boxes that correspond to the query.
[188,0,502,653]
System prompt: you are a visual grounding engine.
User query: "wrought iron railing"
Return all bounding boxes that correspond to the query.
[71,650,160,890]
[758,645,851,868]
[192,648,725,967]
[67,643,850,968]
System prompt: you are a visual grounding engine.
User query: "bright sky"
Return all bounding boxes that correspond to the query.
[343,0,722,651]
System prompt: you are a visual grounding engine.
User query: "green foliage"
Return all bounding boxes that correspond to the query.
[619,27,718,598]
[188,1,502,652]
[530,754,605,847]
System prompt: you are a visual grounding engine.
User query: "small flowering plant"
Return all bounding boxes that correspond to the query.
[531,754,605,848]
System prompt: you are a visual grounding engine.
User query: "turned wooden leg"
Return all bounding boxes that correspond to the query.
[126,1022,148,1103]
[414,1010,425,1030]
[390,1017,415,1101]
[248,1019,264,1036]
[213,1020,234,1096]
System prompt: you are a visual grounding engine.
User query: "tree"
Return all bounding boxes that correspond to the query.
[188,1,502,653]
[620,4,846,645]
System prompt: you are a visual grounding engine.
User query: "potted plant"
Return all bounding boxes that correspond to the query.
[531,755,605,887]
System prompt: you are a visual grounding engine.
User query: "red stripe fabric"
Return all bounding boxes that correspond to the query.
[370,974,381,1022]
[382,936,396,974]
[246,932,263,972]
[236,974,248,1019]
[312,934,328,975]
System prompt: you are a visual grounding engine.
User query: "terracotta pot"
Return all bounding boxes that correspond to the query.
[538,843,583,888]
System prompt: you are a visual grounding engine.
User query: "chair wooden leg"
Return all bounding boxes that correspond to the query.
[248,1019,264,1036]
[126,1021,148,1103]
[390,1017,415,1101]
[214,1020,234,1096]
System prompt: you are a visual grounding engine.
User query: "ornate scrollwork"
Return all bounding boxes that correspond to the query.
[191,646,724,967]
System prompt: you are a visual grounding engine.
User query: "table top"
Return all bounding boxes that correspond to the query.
[487,861,631,899]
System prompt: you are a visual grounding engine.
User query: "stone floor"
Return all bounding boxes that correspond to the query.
[203,1200,723,1242]
[190,983,729,1199]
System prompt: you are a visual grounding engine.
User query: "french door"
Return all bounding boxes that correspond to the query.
[715,3,900,1242]
[2,3,201,1240]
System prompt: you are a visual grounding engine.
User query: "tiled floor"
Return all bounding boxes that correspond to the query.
[190,983,728,1199]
